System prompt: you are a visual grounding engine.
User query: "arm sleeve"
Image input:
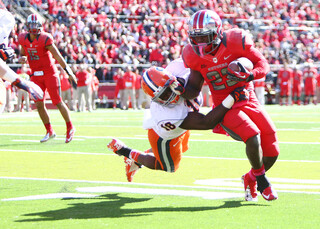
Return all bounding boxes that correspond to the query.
[242,32,270,80]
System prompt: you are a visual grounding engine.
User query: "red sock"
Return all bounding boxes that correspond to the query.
[144,149,151,154]
[66,121,73,131]
[44,123,53,133]
[248,165,266,181]
[129,150,141,162]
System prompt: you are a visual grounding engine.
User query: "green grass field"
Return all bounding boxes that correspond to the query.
[1,105,320,229]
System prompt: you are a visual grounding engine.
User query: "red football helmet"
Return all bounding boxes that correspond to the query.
[188,10,222,57]
[142,67,180,106]
[26,14,42,35]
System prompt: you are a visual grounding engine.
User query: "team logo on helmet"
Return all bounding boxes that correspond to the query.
[142,67,180,106]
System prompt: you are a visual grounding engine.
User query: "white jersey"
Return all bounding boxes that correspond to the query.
[143,58,202,140]
[0,9,15,47]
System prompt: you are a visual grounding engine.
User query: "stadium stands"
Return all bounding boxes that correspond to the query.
[4,0,320,108]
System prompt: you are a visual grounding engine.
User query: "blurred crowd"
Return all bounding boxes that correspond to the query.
[3,0,320,110]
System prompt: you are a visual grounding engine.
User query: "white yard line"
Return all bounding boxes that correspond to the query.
[0,133,320,144]
[0,149,320,163]
[1,177,319,198]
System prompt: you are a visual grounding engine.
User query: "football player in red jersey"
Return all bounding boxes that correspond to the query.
[277,62,293,106]
[302,61,318,105]
[18,14,77,143]
[179,10,279,201]
[1,7,43,113]
[292,65,303,105]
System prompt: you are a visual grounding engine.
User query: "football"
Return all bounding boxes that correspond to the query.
[228,57,254,72]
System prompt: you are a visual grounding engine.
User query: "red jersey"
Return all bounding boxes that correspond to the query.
[18,32,57,74]
[303,68,317,86]
[182,28,269,105]
[135,73,142,89]
[60,73,71,91]
[292,70,303,88]
[123,71,136,89]
[278,68,293,86]
[76,70,91,87]
[117,77,125,90]
[91,75,99,91]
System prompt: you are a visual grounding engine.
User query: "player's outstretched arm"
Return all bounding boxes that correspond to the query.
[180,86,248,130]
[180,104,229,130]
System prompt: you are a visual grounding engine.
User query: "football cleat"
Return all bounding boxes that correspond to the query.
[260,186,278,201]
[124,157,140,182]
[107,138,126,155]
[242,173,258,201]
[40,131,56,143]
[65,128,75,143]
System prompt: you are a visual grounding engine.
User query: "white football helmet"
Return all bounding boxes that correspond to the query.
[188,10,222,57]
[26,14,42,35]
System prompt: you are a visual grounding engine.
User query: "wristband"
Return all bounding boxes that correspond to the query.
[222,95,235,109]
[64,65,73,76]
[246,73,254,82]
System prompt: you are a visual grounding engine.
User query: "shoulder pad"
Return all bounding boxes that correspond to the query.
[18,32,28,44]
[182,44,201,71]
[39,32,54,46]
[222,28,253,51]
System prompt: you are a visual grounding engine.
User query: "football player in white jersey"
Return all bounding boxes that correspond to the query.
[0,5,43,112]
[107,58,248,182]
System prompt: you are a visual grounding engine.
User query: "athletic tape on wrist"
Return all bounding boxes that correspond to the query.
[222,95,235,109]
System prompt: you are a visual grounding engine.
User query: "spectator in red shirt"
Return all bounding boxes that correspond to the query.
[302,61,318,105]
[277,62,293,106]
[123,65,136,109]
[91,71,99,110]
[75,64,92,112]
[14,65,32,112]
[60,67,75,111]
[134,68,149,109]
[292,65,303,105]
[149,43,164,66]
[113,68,125,109]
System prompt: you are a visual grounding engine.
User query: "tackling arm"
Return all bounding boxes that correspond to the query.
[180,104,229,130]
[179,86,248,130]
[182,69,204,100]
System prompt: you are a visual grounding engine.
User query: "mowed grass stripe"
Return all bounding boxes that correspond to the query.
[0,133,320,144]
[1,149,320,163]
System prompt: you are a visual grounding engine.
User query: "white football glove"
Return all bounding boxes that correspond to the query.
[167,77,185,95]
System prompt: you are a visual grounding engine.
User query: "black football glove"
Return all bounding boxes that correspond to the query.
[227,62,254,82]
[0,47,15,61]
[230,86,249,102]
[68,79,78,89]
